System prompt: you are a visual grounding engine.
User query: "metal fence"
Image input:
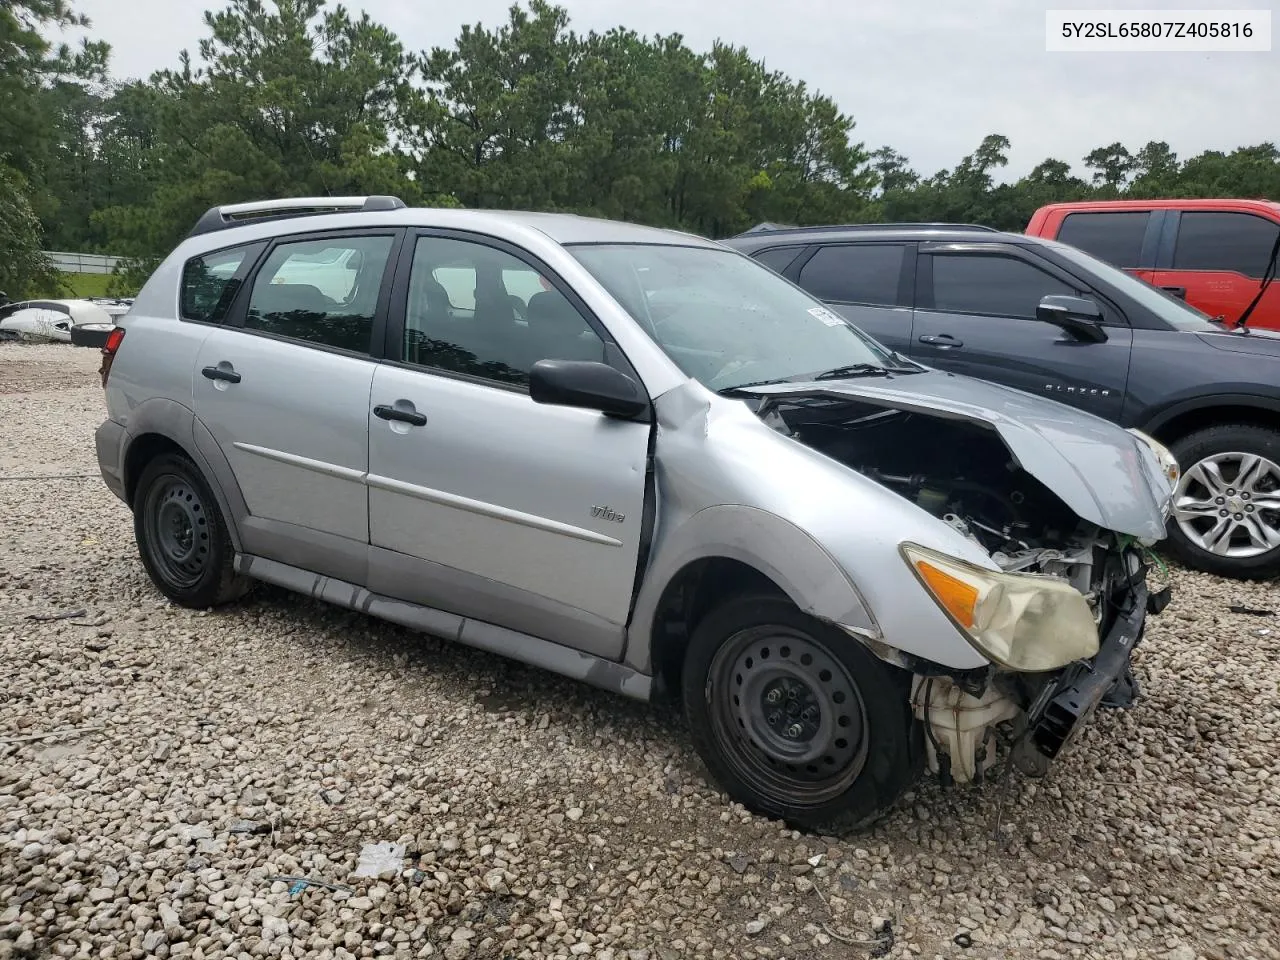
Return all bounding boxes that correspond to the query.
[43,251,125,275]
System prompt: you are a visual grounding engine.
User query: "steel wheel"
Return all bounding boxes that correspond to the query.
[141,473,212,590]
[707,624,869,807]
[1173,451,1280,559]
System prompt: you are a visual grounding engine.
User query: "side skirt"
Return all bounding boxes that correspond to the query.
[234,553,654,701]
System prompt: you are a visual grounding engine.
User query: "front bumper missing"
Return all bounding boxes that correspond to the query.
[914,579,1160,783]
[1029,581,1149,760]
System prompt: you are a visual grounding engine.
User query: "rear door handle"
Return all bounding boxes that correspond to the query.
[201,365,241,383]
[918,334,964,348]
[373,404,427,427]
[1160,285,1187,300]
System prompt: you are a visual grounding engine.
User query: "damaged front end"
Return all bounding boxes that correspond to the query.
[909,547,1166,785]
[754,379,1174,784]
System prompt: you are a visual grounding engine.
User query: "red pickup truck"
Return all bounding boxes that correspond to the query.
[1026,199,1280,331]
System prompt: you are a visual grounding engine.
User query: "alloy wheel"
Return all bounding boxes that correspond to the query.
[1173,451,1280,558]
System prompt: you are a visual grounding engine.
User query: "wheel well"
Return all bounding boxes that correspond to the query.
[124,433,187,506]
[649,557,787,699]
[1150,405,1280,446]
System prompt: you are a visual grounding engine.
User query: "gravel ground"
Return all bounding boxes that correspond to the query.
[2,342,1278,960]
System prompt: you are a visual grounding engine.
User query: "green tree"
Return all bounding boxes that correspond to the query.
[1084,142,1135,192]
[870,147,919,194]
[98,0,422,259]
[0,165,60,297]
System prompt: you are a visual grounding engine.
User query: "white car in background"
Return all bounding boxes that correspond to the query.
[0,298,129,345]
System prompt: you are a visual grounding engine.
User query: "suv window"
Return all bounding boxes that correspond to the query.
[404,236,605,387]
[798,244,905,306]
[1057,212,1149,268]
[753,246,804,274]
[930,253,1075,319]
[244,235,395,353]
[1173,211,1280,278]
[180,243,264,323]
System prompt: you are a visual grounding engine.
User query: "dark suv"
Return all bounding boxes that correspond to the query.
[724,223,1280,580]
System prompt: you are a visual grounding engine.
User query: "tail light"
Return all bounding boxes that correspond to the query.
[100,327,126,388]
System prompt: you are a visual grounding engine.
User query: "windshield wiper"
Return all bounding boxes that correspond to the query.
[716,377,794,396]
[811,361,923,380]
[813,364,891,380]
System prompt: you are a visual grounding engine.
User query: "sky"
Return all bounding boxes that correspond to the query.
[64,0,1278,181]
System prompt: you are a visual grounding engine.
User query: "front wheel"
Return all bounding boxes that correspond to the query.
[681,595,922,832]
[1166,425,1280,580]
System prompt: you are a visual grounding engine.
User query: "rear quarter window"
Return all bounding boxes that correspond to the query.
[752,246,804,274]
[180,243,264,323]
[1056,212,1150,268]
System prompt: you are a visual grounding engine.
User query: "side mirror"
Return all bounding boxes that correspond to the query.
[1036,295,1108,343]
[529,359,649,418]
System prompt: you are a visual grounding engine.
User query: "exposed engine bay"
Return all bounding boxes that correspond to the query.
[760,394,1164,782]
[761,396,1124,593]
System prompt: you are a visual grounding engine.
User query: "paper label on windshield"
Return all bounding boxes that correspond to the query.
[808,306,846,327]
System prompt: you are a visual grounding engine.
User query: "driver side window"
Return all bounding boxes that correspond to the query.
[929,254,1076,320]
[403,236,606,388]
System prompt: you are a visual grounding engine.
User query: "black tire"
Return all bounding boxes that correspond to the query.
[1165,424,1280,581]
[132,452,250,608]
[681,594,922,833]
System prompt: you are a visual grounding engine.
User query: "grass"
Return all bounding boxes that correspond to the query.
[57,273,117,298]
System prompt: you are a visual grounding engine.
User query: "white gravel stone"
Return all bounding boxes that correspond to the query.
[1,343,1278,960]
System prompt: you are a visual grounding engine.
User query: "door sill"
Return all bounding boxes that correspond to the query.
[234,553,654,701]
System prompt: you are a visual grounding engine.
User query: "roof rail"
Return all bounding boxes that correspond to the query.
[187,195,407,238]
[735,221,999,238]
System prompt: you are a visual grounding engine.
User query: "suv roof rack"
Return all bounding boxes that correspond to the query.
[736,221,999,237]
[187,195,407,238]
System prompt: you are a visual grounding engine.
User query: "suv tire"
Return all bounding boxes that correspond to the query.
[682,594,922,832]
[1166,424,1280,580]
[133,453,250,607]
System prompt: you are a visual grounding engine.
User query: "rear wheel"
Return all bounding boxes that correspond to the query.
[682,595,921,832]
[133,453,249,607]
[1166,424,1280,580]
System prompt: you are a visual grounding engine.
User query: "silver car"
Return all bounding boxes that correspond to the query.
[93,196,1178,831]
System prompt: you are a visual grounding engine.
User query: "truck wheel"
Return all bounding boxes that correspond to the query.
[1166,424,1280,580]
[133,452,250,608]
[682,594,922,832]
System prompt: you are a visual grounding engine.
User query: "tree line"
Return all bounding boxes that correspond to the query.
[3,0,1279,298]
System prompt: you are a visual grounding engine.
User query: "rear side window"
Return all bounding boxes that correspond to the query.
[797,244,905,306]
[930,254,1075,319]
[753,246,804,274]
[244,235,395,353]
[1173,212,1280,278]
[180,243,263,323]
[1057,212,1150,268]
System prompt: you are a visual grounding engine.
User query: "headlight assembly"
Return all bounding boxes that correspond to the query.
[901,543,1100,672]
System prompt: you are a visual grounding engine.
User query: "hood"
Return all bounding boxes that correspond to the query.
[745,371,1170,540]
[1196,327,1280,359]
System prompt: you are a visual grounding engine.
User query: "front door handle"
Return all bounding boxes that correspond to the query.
[918,334,964,348]
[1160,285,1187,300]
[373,404,427,427]
[201,365,241,383]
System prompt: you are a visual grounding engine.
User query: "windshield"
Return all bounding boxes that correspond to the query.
[1045,239,1220,331]
[568,244,903,391]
